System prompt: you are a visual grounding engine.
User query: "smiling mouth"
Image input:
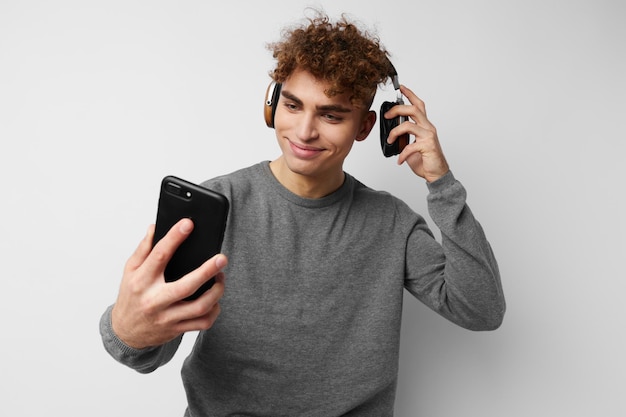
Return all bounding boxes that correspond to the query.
[288,140,324,158]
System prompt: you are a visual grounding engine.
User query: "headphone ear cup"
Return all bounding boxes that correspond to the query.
[264,82,282,128]
[380,101,409,157]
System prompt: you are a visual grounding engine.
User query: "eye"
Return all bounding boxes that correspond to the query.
[322,113,343,122]
[283,101,299,111]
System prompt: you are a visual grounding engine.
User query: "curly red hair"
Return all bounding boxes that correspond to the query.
[268,12,393,108]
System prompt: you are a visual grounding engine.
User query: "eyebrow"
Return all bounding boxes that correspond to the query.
[281,89,353,113]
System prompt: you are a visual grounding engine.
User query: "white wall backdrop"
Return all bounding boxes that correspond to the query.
[1,0,624,416]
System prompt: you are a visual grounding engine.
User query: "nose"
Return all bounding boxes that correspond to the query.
[296,112,319,142]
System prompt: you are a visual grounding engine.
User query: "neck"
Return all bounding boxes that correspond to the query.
[269,158,345,199]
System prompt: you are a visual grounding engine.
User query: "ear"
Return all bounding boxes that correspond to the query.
[355,111,377,142]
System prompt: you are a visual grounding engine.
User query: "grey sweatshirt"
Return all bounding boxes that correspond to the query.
[100,161,505,416]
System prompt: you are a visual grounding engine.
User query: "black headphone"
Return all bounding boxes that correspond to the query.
[263,62,409,157]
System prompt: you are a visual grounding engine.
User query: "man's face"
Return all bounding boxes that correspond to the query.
[273,69,375,181]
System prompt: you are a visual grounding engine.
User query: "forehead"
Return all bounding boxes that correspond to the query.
[282,69,355,107]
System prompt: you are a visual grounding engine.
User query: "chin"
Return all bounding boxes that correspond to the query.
[283,157,323,177]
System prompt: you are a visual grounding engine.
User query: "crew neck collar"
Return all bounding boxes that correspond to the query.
[259,161,353,208]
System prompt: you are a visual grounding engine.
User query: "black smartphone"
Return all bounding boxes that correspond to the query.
[153,175,229,301]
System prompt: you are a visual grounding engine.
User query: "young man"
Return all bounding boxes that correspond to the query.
[101,12,505,416]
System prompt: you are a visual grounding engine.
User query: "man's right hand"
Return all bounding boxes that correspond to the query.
[111,218,227,349]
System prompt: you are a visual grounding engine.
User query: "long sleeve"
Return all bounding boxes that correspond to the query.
[97,163,505,415]
[404,171,506,330]
[99,304,183,373]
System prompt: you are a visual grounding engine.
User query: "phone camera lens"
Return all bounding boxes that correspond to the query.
[165,182,182,195]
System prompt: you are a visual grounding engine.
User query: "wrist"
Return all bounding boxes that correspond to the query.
[111,304,144,350]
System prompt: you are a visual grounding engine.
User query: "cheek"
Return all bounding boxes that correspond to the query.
[273,106,292,130]
[325,136,356,159]
[329,126,361,150]
[338,139,357,155]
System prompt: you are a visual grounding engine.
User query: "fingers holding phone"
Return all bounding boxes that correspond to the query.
[164,254,228,334]
[112,220,228,350]
[111,176,230,350]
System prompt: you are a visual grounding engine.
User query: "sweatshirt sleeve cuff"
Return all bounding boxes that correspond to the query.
[426,170,456,194]
[99,304,160,362]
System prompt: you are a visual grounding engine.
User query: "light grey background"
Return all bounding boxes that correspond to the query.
[1,0,624,415]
